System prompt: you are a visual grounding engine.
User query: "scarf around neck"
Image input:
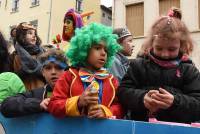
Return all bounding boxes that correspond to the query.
[15,43,42,73]
[148,51,191,68]
[148,51,192,78]
[22,43,43,55]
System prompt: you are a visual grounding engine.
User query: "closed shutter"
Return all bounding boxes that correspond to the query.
[126,3,144,37]
[159,0,180,16]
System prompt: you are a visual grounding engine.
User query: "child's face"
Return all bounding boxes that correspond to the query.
[152,37,180,59]
[121,36,134,56]
[63,19,74,36]
[42,62,65,88]
[25,29,36,45]
[86,41,107,71]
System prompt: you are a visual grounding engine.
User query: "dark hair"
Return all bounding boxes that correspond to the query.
[38,49,68,67]
[0,32,10,73]
[10,26,17,45]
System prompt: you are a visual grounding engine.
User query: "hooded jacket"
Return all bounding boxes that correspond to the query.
[1,85,52,118]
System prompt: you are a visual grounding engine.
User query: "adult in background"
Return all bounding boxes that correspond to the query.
[109,27,134,82]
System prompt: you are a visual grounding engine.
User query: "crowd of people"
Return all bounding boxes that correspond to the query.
[0,7,200,125]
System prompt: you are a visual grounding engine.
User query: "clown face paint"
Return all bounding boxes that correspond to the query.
[63,19,74,41]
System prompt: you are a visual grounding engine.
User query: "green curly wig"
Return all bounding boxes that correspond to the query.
[66,23,121,68]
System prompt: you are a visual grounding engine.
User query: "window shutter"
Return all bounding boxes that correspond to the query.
[159,0,180,16]
[126,3,144,36]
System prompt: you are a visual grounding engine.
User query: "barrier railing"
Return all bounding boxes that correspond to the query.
[0,113,200,134]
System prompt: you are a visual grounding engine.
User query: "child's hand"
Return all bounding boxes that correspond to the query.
[88,105,106,118]
[40,98,50,111]
[78,89,98,109]
[144,90,160,113]
[151,88,174,109]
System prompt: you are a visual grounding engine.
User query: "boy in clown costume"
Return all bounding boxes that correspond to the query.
[48,23,123,119]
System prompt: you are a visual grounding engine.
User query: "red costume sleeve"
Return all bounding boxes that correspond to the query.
[48,71,71,118]
[109,77,124,119]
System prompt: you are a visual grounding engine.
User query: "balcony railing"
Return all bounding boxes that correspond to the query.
[1,113,200,134]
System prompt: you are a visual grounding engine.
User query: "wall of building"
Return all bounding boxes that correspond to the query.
[101,6,112,26]
[0,0,50,43]
[113,0,200,69]
[49,0,101,44]
[0,0,101,45]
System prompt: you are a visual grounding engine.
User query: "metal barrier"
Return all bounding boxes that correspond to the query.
[0,113,200,134]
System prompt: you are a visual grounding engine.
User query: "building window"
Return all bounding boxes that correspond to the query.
[102,13,105,17]
[31,0,39,7]
[126,3,144,36]
[0,1,2,8]
[108,16,112,20]
[76,0,83,13]
[30,20,38,29]
[12,0,19,12]
[159,0,180,16]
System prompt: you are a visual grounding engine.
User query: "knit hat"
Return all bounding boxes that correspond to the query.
[113,27,132,40]
[0,72,25,102]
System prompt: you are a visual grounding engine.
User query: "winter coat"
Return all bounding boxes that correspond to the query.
[1,85,52,118]
[109,52,130,83]
[118,56,200,123]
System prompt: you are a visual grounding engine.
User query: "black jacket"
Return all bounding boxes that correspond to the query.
[118,56,200,123]
[1,85,52,118]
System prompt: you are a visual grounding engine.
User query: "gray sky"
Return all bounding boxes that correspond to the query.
[101,0,112,7]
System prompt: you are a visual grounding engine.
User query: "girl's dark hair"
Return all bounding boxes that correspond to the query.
[0,32,10,73]
[10,26,17,45]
